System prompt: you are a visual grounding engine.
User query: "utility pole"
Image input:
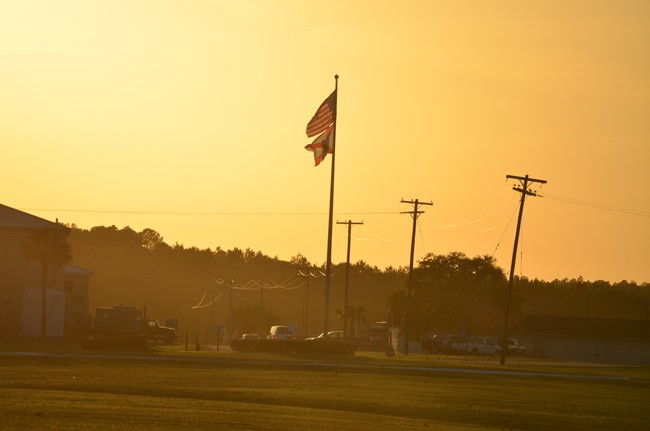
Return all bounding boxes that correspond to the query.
[337,220,363,338]
[303,276,310,337]
[297,269,325,338]
[210,283,216,345]
[228,285,232,344]
[500,174,546,365]
[297,270,311,338]
[401,198,433,355]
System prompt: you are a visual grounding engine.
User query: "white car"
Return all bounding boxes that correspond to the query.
[305,330,346,341]
[465,336,501,356]
[266,325,295,340]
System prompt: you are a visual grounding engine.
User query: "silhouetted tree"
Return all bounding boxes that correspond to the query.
[290,253,311,268]
[66,225,649,341]
[335,305,366,337]
[389,252,509,338]
[139,228,164,250]
[23,228,72,337]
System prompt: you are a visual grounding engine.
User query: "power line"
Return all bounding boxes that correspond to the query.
[19,192,649,220]
[491,200,520,257]
[539,194,650,218]
[18,207,399,217]
[417,222,427,255]
[192,293,222,310]
[214,272,315,291]
[297,270,326,277]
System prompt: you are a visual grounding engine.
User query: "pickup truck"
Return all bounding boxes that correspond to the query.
[142,318,177,344]
[506,338,526,356]
[450,336,501,356]
[93,305,176,344]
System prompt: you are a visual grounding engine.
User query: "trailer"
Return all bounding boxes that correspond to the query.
[90,305,176,345]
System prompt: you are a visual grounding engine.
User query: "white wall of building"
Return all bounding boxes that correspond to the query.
[21,288,65,337]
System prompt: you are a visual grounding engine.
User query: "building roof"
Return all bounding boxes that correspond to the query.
[65,264,93,276]
[520,314,650,341]
[0,204,68,230]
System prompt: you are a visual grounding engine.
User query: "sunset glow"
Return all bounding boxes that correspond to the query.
[1,0,648,283]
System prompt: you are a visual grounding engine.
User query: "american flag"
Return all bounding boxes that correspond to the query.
[304,124,334,166]
[306,90,337,138]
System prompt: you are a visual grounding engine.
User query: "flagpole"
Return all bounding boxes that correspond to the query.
[323,74,338,336]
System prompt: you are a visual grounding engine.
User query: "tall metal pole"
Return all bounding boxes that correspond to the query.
[500,174,546,365]
[401,198,433,355]
[337,220,363,338]
[323,74,339,336]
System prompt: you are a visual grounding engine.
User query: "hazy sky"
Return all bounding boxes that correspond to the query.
[1,0,648,283]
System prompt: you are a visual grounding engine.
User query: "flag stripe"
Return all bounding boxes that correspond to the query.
[306,90,337,137]
[306,109,333,137]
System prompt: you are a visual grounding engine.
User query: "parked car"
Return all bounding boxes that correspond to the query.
[241,333,260,340]
[449,336,501,356]
[422,334,452,354]
[444,335,468,354]
[266,325,295,340]
[466,336,501,356]
[430,335,501,355]
[305,330,346,341]
[506,338,526,356]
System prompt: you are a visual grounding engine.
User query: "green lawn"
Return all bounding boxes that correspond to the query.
[0,345,648,430]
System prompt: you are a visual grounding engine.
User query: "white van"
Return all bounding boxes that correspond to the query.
[266,325,295,340]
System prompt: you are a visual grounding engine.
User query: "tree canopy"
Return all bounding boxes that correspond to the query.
[67,226,649,340]
[389,252,512,338]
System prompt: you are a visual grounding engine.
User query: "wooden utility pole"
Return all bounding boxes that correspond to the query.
[303,276,310,337]
[297,269,326,338]
[228,285,232,344]
[500,174,547,365]
[210,283,216,345]
[401,198,433,355]
[297,270,311,338]
[337,220,363,338]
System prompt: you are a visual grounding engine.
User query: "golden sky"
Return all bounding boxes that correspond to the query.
[1,0,648,283]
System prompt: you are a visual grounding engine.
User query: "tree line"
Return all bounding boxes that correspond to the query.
[67,225,649,339]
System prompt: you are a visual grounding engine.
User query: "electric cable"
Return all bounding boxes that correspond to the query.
[539,194,650,218]
[491,200,520,258]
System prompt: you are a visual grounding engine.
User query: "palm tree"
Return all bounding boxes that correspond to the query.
[23,228,72,337]
[335,305,366,338]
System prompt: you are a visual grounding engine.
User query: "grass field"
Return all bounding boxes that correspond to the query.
[0,343,649,430]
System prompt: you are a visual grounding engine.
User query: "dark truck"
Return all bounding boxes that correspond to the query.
[93,305,176,345]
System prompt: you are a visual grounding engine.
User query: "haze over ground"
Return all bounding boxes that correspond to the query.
[1,0,648,283]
